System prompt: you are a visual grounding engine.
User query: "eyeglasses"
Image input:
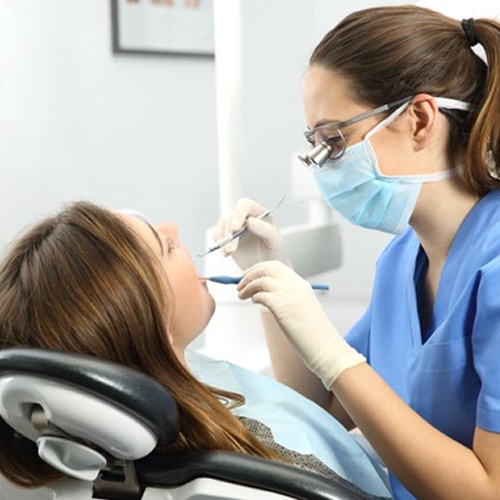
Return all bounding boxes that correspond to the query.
[298,96,411,168]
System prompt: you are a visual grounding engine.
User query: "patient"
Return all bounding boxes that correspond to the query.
[0,201,390,498]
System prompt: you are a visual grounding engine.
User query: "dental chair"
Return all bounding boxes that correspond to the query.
[0,348,380,500]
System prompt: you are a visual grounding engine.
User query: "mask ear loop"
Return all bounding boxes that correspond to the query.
[364,96,472,142]
[365,97,467,183]
[365,100,412,140]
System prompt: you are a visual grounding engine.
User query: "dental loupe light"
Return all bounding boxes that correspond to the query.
[298,142,333,168]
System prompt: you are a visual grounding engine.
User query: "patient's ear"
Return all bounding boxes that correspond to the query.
[167,332,175,346]
[166,331,183,359]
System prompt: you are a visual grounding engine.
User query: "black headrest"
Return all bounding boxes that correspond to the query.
[0,348,179,446]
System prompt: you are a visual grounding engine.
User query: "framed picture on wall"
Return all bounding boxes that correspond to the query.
[111,0,214,57]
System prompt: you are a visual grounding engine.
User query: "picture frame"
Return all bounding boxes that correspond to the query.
[111,0,214,57]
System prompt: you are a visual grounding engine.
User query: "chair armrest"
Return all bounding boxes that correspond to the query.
[135,451,388,500]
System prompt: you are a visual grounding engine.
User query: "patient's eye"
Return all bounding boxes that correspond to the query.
[166,239,177,252]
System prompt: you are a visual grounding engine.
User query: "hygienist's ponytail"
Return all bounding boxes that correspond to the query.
[463,18,500,194]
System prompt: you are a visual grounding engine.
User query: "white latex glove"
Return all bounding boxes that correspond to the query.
[237,261,366,389]
[210,198,288,271]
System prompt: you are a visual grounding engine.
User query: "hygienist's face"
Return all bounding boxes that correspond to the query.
[302,66,375,148]
[117,213,215,353]
[302,65,408,176]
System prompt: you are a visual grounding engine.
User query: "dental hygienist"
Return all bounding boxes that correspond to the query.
[211,6,500,499]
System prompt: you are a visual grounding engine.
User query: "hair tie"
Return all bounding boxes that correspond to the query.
[461,18,478,47]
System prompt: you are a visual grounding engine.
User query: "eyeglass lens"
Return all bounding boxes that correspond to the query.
[306,128,346,159]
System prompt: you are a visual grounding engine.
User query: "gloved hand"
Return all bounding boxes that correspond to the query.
[210,198,288,270]
[237,261,366,389]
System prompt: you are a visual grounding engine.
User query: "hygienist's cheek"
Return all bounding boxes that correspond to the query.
[371,129,409,176]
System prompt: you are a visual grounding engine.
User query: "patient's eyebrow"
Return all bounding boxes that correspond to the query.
[147,222,164,256]
[136,216,164,256]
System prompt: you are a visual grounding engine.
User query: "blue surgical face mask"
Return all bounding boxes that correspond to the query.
[312,101,462,234]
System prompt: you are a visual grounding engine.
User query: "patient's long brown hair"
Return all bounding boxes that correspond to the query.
[0,202,278,488]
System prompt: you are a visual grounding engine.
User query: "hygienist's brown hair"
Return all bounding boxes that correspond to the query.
[310,5,500,195]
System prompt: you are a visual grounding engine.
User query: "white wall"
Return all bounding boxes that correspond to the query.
[0,0,403,368]
[0,0,219,258]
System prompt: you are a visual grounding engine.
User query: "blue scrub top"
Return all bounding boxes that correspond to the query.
[346,189,500,499]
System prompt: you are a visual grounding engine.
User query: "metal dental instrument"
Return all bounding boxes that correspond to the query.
[205,275,329,291]
[197,195,286,258]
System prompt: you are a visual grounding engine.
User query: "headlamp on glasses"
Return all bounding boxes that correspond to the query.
[298,97,412,169]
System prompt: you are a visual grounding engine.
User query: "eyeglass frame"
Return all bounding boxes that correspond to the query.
[300,96,412,167]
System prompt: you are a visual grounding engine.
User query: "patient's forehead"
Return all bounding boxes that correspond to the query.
[112,211,163,256]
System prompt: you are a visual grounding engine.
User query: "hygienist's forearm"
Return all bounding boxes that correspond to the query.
[261,311,329,405]
[334,363,500,499]
[261,311,353,427]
